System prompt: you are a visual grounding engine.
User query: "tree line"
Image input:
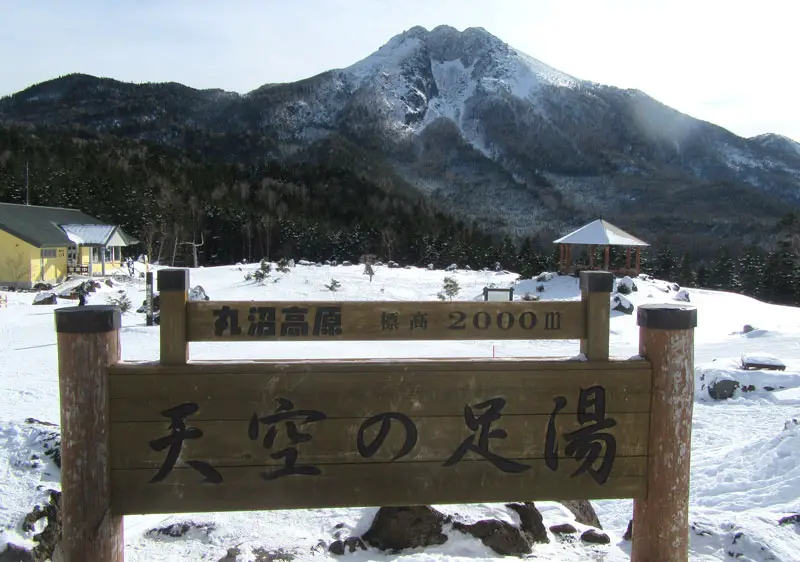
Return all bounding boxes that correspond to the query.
[1,125,799,305]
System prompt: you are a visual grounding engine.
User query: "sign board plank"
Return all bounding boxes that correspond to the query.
[111,457,647,515]
[109,363,652,421]
[110,413,649,469]
[107,359,650,514]
[185,300,585,342]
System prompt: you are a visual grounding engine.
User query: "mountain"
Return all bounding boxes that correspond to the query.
[1,25,799,248]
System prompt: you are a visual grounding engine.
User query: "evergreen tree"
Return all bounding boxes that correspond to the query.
[738,246,765,297]
[708,246,740,291]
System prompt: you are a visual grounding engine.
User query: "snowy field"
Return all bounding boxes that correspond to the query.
[1,262,800,561]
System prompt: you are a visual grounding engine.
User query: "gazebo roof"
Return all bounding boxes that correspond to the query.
[553,219,649,247]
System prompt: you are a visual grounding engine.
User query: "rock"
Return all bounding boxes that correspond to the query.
[217,547,241,562]
[494,262,502,271]
[616,276,637,293]
[535,272,555,282]
[22,490,61,562]
[0,544,34,562]
[104,279,114,287]
[742,324,756,333]
[674,289,691,302]
[342,261,353,266]
[24,419,60,468]
[454,519,532,556]
[146,521,216,538]
[549,523,578,535]
[137,293,161,316]
[388,261,400,268]
[559,500,602,529]
[778,514,800,526]
[507,502,548,543]
[188,285,209,301]
[445,263,458,271]
[362,506,448,552]
[670,282,681,291]
[426,263,435,270]
[611,294,634,315]
[623,519,633,540]
[298,260,314,266]
[708,379,739,400]
[32,282,53,291]
[404,265,412,269]
[324,260,332,266]
[32,292,57,305]
[580,529,611,544]
[328,537,366,555]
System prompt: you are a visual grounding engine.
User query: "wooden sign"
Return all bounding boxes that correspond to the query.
[108,358,651,515]
[185,300,584,342]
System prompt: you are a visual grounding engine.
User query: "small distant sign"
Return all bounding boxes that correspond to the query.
[483,287,514,302]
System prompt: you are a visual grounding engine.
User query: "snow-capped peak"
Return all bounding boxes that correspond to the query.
[750,133,800,157]
[338,25,581,138]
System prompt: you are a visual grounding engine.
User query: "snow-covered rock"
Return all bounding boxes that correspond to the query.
[674,289,691,302]
[611,294,634,314]
[32,292,57,305]
[188,285,209,301]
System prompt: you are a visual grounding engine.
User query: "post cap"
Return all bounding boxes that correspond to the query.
[55,305,121,334]
[157,269,188,291]
[637,303,697,330]
[580,271,614,293]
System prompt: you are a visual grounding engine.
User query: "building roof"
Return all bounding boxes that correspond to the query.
[0,202,138,248]
[553,219,649,246]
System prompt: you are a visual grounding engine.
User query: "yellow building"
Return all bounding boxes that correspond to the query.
[0,202,139,288]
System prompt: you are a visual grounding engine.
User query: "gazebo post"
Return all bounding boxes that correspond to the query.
[589,244,596,269]
[626,247,631,273]
[604,245,610,271]
[636,247,641,274]
[559,244,564,273]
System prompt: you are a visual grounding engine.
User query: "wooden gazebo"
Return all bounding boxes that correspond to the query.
[554,219,648,276]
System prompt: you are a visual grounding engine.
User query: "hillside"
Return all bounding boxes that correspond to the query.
[1,25,799,247]
[1,264,800,561]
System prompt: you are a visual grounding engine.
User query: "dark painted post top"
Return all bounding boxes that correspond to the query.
[157,268,189,292]
[55,305,121,334]
[579,271,614,293]
[637,303,697,330]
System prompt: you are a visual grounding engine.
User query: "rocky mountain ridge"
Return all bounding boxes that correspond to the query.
[1,25,798,243]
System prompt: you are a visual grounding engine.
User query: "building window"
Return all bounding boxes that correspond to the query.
[67,245,77,264]
[41,249,57,258]
[105,246,114,262]
[91,247,99,262]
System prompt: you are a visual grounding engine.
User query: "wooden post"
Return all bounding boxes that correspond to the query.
[54,305,124,562]
[158,268,188,364]
[145,271,154,327]
[579,271,612,360]
[636,247,642,274]
[589,244,595,268]
[604,245,610,270]
[632,304,697,562]
[626,247,631,271]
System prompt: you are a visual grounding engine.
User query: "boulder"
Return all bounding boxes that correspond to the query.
[549,523,578,535]
[778,514,800,526]
[22,490,61,562]
[328,537,366,555]
[32,282,53,291]
[32,292,58,305]
[708,379,739,400]
[362,506,448,552]
[387,261,400,268]
[454,519,533,556]
[453,503,548,557]
[188,285,209,301]
[674,289,691,302]
[580,529,611,544]
[742,324,756,334]
[611,294,634,315]
[342,261,353,266]
[445,263,458,272]
[0,544,34,562]
[558,500,602,529]
[426,264,435,270]
[623,519,633,540]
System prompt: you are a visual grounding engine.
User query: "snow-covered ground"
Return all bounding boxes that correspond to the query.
[2,263,800,561]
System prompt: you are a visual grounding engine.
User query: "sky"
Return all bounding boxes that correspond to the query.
[1,0,798,141]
